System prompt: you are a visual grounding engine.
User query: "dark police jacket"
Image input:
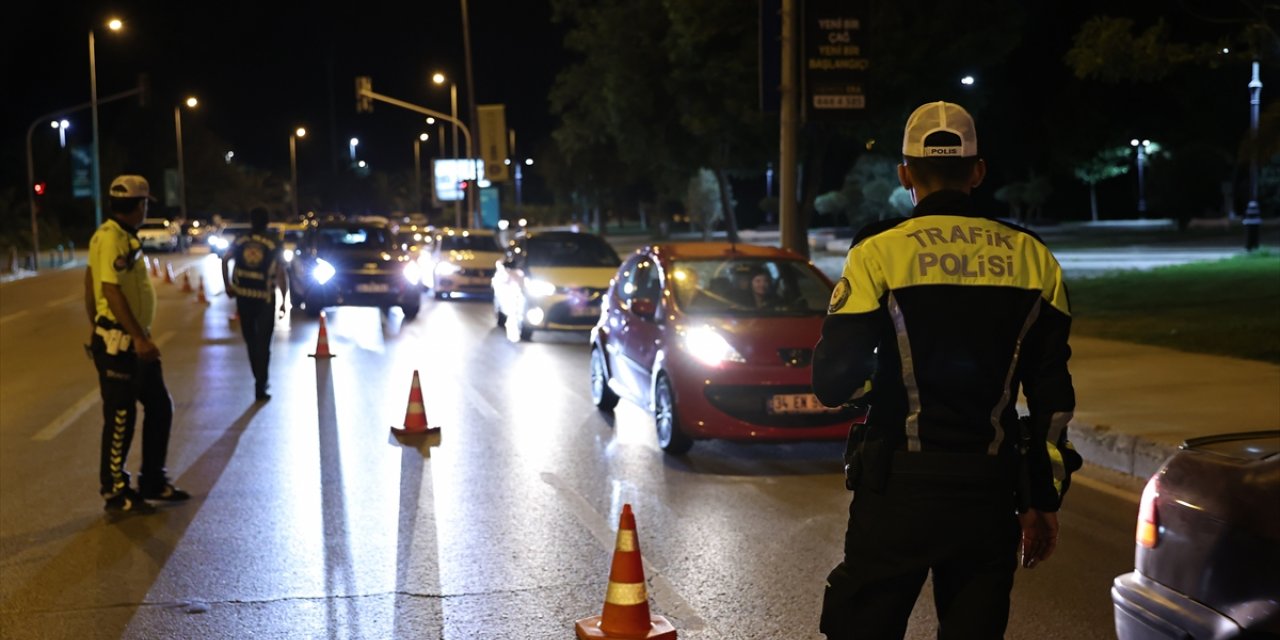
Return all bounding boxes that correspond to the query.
[229,232,282,302]
[812,190,1080,512]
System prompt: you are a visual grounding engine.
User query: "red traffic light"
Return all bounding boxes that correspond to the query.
[33,182,47,196]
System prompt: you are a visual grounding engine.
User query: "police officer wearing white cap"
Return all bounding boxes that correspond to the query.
[83,174,189,515]
[811,102,1081,637]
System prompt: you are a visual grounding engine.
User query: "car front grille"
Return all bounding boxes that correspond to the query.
[458,267,495,278]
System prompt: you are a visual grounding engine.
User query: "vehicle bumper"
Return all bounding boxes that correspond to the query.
[435,273,494,296]
[523,293,603,331]
[304,282,420,309]
[665,356,854,441]
[1112,572,1243,640]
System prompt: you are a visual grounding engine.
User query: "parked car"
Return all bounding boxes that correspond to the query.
[137,218,181,252]
[209,222,252,257]
[491,230,621,341]
[588,243,858,454]
[1112,430,1280,639]
[425,228,503,299]
[289,216,421,319]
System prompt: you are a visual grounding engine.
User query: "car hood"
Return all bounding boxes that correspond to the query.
[138,228,173,236]
[681,315,826,365]
[444,250,503,269]
[526,266,616,289]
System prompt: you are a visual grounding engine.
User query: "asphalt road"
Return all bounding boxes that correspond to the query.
[0,250,1144,639]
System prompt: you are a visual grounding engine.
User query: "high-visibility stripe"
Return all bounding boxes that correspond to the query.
[615,529,637,553]
[988,299,1041,455]
[605,580,648,606]
[888,294,922,452]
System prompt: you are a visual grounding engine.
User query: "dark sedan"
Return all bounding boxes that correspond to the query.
[289,217,422,319]
[1112,430,1280,639]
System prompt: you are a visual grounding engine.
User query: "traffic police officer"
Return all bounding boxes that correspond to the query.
[221,207,287,401]
[812,102,1081,638]
[84,174,189,514]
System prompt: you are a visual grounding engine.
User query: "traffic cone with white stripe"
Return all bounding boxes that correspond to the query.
[196,276,209,305]
[149,256,159,278]
[308,311,335,359]
[575,504,677,639]
[391,370,437,435]
[181,270,193,293]
[164,262,175,284]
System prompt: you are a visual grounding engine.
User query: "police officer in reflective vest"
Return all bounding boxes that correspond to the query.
[84,174,190,514]
[221,207,287,401]
[812,102,1082,638]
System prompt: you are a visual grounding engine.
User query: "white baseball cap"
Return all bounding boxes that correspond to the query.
[108,174,157,201]
[902,101,978,158]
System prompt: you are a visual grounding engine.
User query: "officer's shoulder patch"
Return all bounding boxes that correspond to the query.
[828,277,851,314]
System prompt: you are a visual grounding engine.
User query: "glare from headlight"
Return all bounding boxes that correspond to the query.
[525,278,556,297]
[526,306,545,326]
[314,258,336,285]
[283,251,294,263]
[684,326,745,366]
[210,236,228,249]
[435,261,461,276]
[403,260,422,285]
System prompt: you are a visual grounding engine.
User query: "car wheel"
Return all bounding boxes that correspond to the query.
[495,300,507,327]
[402,304,420,320]
[590,347,620,411]
[654,374,693,454]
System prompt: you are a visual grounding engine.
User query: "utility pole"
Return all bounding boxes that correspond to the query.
[1244,60,1263,251]
[779,0,802,255]
[461,0,480,229]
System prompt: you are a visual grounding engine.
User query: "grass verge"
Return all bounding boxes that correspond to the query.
[1067,251,1280,363]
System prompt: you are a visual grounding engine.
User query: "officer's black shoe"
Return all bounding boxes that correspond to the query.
[255,391,272,402]
[139,481,191,502]
[104,488,157,515]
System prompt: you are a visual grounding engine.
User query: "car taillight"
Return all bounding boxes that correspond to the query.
[1136,476,1159,548]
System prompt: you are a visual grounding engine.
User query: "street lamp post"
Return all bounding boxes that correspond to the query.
[89,18,123,228]
[413,132,429,214]
[1244,60,1263,251]
[52,120,70,148]
[174,96,197,225]
[290,127,307,219]
[1130,138,1151,216]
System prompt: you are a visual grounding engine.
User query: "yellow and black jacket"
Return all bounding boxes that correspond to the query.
[813,190,1080,511]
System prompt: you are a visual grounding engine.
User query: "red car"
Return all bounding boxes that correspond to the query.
[589,242,859,454]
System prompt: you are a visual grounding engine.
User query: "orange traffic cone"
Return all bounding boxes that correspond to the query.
[181,271,194,293]
[164,262,175,284]
[196,276,209,304]
[391,370,437,435]
[308,311,336,359]
[575,504,677,640]
[149,256,159,278]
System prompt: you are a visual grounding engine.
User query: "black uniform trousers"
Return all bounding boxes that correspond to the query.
[236,296,275,396]
[91,329,174,496]
[820,456,1021,640]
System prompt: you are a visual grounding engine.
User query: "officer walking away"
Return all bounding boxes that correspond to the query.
[812,102,1082,638]
[221,207,287,402]
[84,175,190,515]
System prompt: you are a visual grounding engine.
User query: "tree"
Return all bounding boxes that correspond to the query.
[1073,146,1132,221]
[685,168,723,240]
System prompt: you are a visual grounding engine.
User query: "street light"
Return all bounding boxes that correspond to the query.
[290,127,307,219]
[349,137,359,163]
[960,75,976,86]
[89,17,124,227]
[433,72,464,228]
[1244,60,1263,251]
[413,132,429,213]
[1130,138,1151,215]
[51,120,71,148]
[174,96,197,224]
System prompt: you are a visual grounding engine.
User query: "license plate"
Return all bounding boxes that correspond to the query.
[768,393,834,414]
[569,304,598,317]
[356,283,390,293]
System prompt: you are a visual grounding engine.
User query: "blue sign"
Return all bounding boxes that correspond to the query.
[71,145,93,198]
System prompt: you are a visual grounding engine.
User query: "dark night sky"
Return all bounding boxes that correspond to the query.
[2,0,569,187]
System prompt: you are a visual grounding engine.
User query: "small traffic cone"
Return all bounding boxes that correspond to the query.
[308,311,336,359]
[391,370,437,435]
[181,271,193,293]
[149,256,159,278]
[164,262,175,284]
[196,276,209,304]
[575,504,677,640]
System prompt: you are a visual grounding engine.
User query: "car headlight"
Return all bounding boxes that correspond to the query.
[313,258,336,285]
[525,278,557,298]
[435,261,461,276]
[403,260,422,285]
[210,237,228,249]
[283,250,294,263]
[683,326,745,366]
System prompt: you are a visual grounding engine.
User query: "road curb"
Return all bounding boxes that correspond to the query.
[1068,420,1180,480]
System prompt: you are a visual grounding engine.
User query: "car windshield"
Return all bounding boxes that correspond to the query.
[669,258,832,316]
[526,235,620,268]
[316,226,390,250]
[440,234,499,252]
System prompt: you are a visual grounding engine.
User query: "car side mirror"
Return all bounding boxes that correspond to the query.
[630,297,657,320]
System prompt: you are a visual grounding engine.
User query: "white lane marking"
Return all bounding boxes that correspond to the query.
[31,331,176,441]
[45,293,80,308]
[0,310,30,325]
[540,471,706,631]
[1071,473,1140,504]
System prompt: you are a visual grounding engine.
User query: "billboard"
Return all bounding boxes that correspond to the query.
[432,159,488,202]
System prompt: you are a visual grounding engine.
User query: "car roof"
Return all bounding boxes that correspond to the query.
[644,242,808,261]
